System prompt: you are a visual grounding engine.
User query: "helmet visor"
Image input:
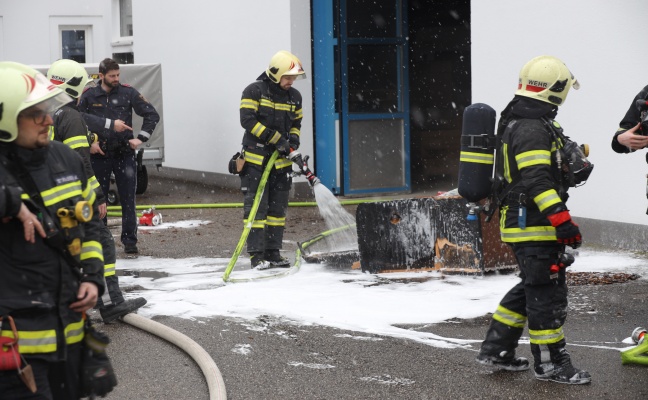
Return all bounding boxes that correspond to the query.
[20,73,72,115]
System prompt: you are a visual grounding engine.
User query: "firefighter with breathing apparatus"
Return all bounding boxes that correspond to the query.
[0,62,115,398]
[459,55,594,385]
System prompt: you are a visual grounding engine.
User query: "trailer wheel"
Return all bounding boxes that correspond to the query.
[136,165,148,195]
[107,190,120,206]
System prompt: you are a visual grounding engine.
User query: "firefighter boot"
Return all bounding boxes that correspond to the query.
[264,249,290,268]
[532,342,591,384]
[250,253,271,270]
[100,297,147,323]
[476,318,528,371]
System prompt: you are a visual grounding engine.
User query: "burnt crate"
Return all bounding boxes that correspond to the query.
[356,196,515,274]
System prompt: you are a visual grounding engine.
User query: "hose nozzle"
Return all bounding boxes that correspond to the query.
[288,150,320,187]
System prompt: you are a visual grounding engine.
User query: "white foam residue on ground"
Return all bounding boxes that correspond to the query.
[117,246,647,349]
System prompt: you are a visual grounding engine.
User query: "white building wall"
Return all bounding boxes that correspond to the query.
[472,0,648,224]
[134,0,313,175]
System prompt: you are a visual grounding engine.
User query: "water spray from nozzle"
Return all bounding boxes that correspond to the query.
[288,150,321,187]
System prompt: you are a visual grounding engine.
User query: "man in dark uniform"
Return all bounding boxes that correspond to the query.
[475,55,591,385]
[47,59,147,323]
[0,62,107,399]
[611,85,648,152]
[78,58,160,254]
[239,50,305,270]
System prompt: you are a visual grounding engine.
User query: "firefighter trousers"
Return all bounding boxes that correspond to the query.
[480,244,568,357]
[240,164,291,254]
[96,222,125,308]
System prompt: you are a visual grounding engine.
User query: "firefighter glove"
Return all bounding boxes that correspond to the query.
[275,137,291,156]
[80,324,117,397]
[547,210,582,249]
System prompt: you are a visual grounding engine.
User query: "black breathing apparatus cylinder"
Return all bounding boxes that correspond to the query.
[458,103,497,218]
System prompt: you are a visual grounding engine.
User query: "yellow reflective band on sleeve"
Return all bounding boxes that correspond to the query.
[492,305,527,329]
[295,108,303,119]
[243,219,266,229]
[534,190,561,212]
[244,152,265,166]
[48,126,55,140]
[41,181,83,207]
[2,329,57,354]
[268,131,282,145]
[104,262,116,277]
[240,98,259,111]
[529,326,565,345]
[65,320,85,345]
[274,158,292,169]
[81,240,104,262]
[63,135,90,149]
[503,143,512,183]
[83,184,96,206]
[500,226,556,243]
[459,151,494,165]
[515,150,551,169]
[266,215,286,227]
[289,127,300,137]
[251,122,267,138]
[89,176,100,191]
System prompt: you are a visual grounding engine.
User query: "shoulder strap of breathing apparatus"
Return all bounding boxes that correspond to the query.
[0,149,84,273]
[540,117,594,188]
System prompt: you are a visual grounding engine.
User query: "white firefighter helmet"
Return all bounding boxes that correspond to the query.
[515,55,580,106]
[0,62,71,142]
[47,59,90,99]
[266,50,306,83]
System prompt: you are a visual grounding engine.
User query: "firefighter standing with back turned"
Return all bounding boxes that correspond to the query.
[0,62,108,398]
[475,56,592,385]
[47,59,147,323]
[239,50,305,270]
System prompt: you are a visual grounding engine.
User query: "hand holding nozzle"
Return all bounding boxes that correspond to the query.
[288,150,320,187]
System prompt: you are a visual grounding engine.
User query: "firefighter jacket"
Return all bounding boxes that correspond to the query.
[239,73,303,170]
[49,101,105,205]
[496,96,570,245]
[78,82,160,157]
[611,84,648,153]
[0,141,105,361]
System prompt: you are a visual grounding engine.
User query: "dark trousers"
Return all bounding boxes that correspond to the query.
[0,343,82,400]
[91,152,138,246]
[480,244,568,359]
[241,165,291,254]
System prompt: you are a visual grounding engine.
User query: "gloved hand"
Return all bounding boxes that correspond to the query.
[275,137,291,157]
[547,210,582,249]
[80,324,117,398]
[289,133,300,151]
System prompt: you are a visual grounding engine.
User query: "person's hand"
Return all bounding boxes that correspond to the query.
[89,141,105,155]
[70,282,99,312]
[129,138,142,150]
[113,119,133,133]
[275,137,290,156]
[617,123,648,150]
[8,203,46,243]
[547,210,582,249]
[98,202,107,220]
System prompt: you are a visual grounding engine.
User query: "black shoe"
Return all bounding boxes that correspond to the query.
[251,254,271,270]
[100,297,147,323]
[263,250,291,268]
[534,362,591,384]
[476,351,530,372]
[124,243,139,254]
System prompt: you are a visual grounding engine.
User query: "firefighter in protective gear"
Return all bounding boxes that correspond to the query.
[0,62,105,398]
[239,50,305,269]
[78,58,160,254]
[47,59,147,324]
[611,85,648,152]
[475,56,591,385]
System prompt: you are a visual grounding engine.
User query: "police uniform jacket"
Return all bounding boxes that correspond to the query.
[611,84,648,153]
[239,73,303,170]
[496,96,570,245]
[0,141,105,361]
[78,82,160,156]
[50,101,105,204]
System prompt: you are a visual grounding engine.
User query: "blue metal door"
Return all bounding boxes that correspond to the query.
[313,0,410,195]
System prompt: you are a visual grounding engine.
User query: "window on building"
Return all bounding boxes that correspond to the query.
[60,26,90,63]
[120,0,134,36]
[113,52,134,64]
